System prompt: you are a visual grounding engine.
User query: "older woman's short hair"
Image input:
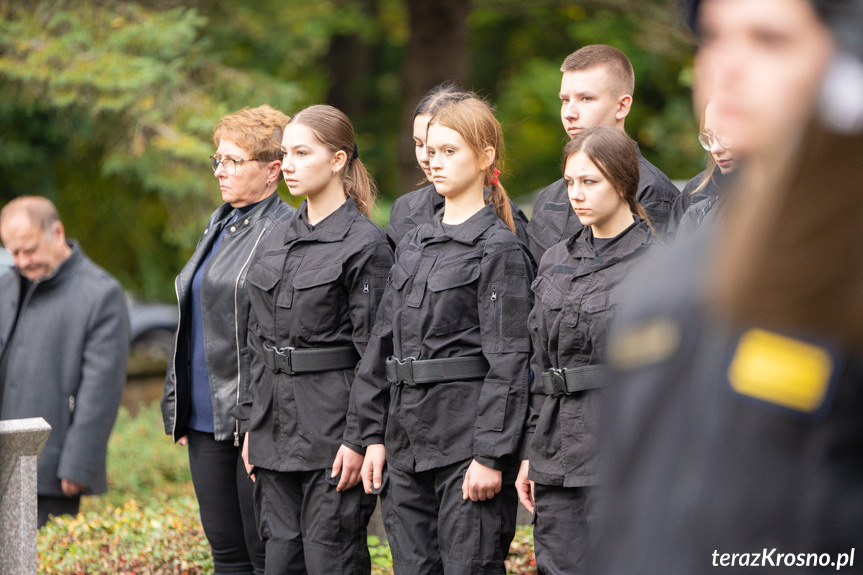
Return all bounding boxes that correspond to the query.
[213,105,291,162]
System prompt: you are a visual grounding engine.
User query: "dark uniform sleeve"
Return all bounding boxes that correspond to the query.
[636,162,680,238]
[385,194,412,250]
[523,275,552,459]
[473,230,535,470]
[232,300,267,435]
[57,281,130,490]
[346,280,395,448]
[342,238,394,453]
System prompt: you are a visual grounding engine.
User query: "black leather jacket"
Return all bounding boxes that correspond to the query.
[161,193,295,443]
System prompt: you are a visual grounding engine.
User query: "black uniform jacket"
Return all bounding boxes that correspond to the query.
[350,203,534,473]
[386,183,532,253]
[667,166,728,240]
[527,145,678,262]
[240,198,394,472]
[593,226,863,574]
[162,192,295,443]
[526,219,655,487]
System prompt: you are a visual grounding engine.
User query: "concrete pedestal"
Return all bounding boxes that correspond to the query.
[0,418,51,575]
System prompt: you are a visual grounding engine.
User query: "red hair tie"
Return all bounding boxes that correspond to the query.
[490,167,501,186]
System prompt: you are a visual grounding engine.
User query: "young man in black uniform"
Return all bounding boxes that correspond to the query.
[527,45,679,262]
[592,1,863,573]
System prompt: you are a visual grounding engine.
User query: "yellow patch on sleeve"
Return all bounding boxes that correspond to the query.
[728,328,833,412]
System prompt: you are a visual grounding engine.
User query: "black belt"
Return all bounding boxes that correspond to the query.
[385,356,489,386]
[541,365,608,397]
[262,341,359,374]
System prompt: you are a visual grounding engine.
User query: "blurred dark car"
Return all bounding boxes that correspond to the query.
[0,247,177,377]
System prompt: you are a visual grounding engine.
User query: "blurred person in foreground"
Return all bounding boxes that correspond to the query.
[161,105,295,575]
[0,196,129,527]
[593,0,863,573]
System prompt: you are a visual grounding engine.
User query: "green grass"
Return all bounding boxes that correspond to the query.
[39,401,537,573]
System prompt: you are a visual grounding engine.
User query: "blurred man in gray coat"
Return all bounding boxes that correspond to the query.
[0,196,129,527]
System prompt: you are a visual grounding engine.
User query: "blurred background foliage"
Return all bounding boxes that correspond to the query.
[0,0,700,301]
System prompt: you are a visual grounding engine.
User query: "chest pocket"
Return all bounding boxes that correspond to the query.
[247,252,298,335]
[389,260,413,291]
[427,263,481,336]
[533,275,566,312]
[292,260,345,331]
[579,291,616,358]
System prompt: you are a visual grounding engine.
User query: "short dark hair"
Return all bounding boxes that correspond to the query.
[561,44,635,97]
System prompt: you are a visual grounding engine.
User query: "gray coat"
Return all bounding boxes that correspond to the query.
[0,243,129,496]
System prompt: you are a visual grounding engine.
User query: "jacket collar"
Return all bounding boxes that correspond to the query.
[410,184,444,216]
[15,240,82,288]
[567,218,653,262]
[421,202,502,246]
[210,192,283,230]
[283,197,359,244]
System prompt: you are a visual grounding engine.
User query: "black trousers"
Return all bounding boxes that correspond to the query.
[533,483,597,575]
[187,429,266,575]
[254,467,377,575]
[37,495,80,528]
[381,458,519,575]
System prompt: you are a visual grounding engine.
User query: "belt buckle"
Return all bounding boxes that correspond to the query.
[550,368,567,397]
[265,341,295,374]
[396,357,416,386]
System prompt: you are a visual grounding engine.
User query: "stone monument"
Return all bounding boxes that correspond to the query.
[0,418,51,575]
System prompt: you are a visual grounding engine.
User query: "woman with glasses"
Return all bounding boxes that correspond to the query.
[668,101,739,240]
[162,105,295,575]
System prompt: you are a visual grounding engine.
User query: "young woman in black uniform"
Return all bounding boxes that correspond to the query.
[238,104,394,575]
[669,100,739,239]
[515,126,656,575]
[350,97,534,574]
[386,84,532,250]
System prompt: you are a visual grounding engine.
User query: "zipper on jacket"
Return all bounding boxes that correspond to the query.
[491,288,498,327]
[363,279,369,293]
[171,279,182,441]
[233,227,268,447]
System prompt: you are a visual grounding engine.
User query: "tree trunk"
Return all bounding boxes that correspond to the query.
[398,0,471,195]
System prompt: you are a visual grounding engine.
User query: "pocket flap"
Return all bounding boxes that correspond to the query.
[247,262,281,291]
[390,262,412,290]
[533,276,565,310]
[582,292,611,313]
[427,264,481,292]
[293,261,343,289]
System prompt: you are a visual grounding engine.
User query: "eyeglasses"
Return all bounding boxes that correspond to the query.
[698,132,733,151]
[209,156,258,176]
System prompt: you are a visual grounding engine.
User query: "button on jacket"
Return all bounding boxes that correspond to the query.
[386,183,532,253]
[527,146,677,262]
[527,219,655,487]
[162,193,295,443]
[351,203,534,473]
[0,243,129,497]
[242,198,394,472]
